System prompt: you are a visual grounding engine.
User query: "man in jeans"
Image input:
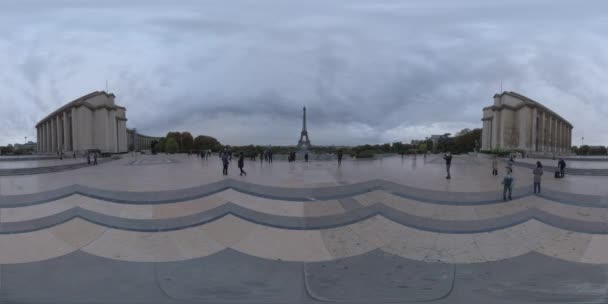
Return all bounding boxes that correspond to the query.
[533,161,543,194]
[502,169,514,201]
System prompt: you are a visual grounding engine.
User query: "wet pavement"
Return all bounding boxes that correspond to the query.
[0,154,607,303]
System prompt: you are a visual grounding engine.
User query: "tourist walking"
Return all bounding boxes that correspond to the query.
[443,152,452,179]
[533,161,543,194]
[268,149,273,163]
[93,153,98,165]
[337,150,343,165]
[304,152,309,162]
[221,151,230,175]
[260,151,264,164]
[492,156,498,176]
[502,169,514,201]
[87,153,91,165]
[558,159,566,177]
[238,152,247,176]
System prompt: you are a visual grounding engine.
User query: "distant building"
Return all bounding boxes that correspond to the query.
[481,91,573,152]
[36,91,128,153]
[127,129,161,151]
[410,140,423,145]
[14,141,37,152]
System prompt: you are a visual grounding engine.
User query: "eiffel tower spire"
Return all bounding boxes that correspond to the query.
[297,106,311,150]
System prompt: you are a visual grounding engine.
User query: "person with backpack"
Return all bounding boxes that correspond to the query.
[443,152,452,179]
[238,152,247,176]
[533,161,543,194]
[558,159,566,177]
[502,169,514,201]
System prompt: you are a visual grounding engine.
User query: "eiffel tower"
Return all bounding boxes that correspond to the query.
[297,107,311,150]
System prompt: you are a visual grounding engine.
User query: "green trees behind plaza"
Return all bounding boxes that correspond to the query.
[151,128,485,156]
[157,132,221,153]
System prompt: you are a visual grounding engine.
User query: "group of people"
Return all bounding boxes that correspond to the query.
[491,155,567,201]
[220,149,246,176]
[260,150,273,163]
[86,152,98,165]
[442,151,569,201]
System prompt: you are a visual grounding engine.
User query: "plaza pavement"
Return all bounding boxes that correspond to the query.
[0,154,607,303]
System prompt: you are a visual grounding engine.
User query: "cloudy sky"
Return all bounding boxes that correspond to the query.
[1,0,607,146]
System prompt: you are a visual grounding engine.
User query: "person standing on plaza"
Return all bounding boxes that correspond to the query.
[93,152,98,165]
[443,151,452,179]
[87,153,91,165]
[238,152,247,176]
[268,149,273,163]
[304,152,309,162]
[502,169,514,201]
[533,161,543,194]
[492,156,498,176]
[558,158,566,177]
[337,150,343,165]
[221,150,230,175]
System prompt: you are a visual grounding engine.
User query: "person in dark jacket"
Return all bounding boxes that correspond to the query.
[238,152,246,176]
[221,151,230,175]
[502,169,514,201]
[93,153,98,165]
[533,161,543,194]
[337,150,343,165]
[443,152,452,179]
[558,159,566,177]
[304,153,309,162]
[87,153,91,165]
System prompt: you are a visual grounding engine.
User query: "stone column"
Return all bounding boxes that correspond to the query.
[530,108,537,152]
[539,112,545,152]
[57,116,63,152]
[71,107,78,152]
[549,116,553,152]
[42,123,46,153]
[63,112,69,151]
[555,120,560,152]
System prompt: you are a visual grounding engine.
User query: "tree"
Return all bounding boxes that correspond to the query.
[194,135,222,151]
[166,132,182,151]
[165,137,179,154]
[452,128,482,154]
[158,138,167,153]
[181,132,194,151]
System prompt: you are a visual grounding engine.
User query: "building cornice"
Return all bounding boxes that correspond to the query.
[492,91,573,128]
[35,91,123,127]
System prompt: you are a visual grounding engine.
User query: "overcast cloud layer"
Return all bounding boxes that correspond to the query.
[1,0,607,146]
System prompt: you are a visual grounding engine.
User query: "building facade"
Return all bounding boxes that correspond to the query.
[481,91,572,153]
[127,129,161,151]
[36,91,128,154]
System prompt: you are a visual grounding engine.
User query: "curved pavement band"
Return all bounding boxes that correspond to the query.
[3,178,608,303]
[5,197,608,235]
[1,178,608,208]
[2,216,608,265]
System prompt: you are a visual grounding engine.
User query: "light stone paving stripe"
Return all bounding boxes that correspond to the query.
[81,226,226,262]
[2,178,608,209]
[0,219,104,264]
[6,198,608,235]
[0,217,607,264]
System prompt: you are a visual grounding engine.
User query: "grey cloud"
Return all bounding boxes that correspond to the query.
[1,0,608,145]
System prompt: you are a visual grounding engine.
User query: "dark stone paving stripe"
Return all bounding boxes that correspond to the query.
[3,248,605,304]
[1,178,608,209]
[3,200,608,235]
